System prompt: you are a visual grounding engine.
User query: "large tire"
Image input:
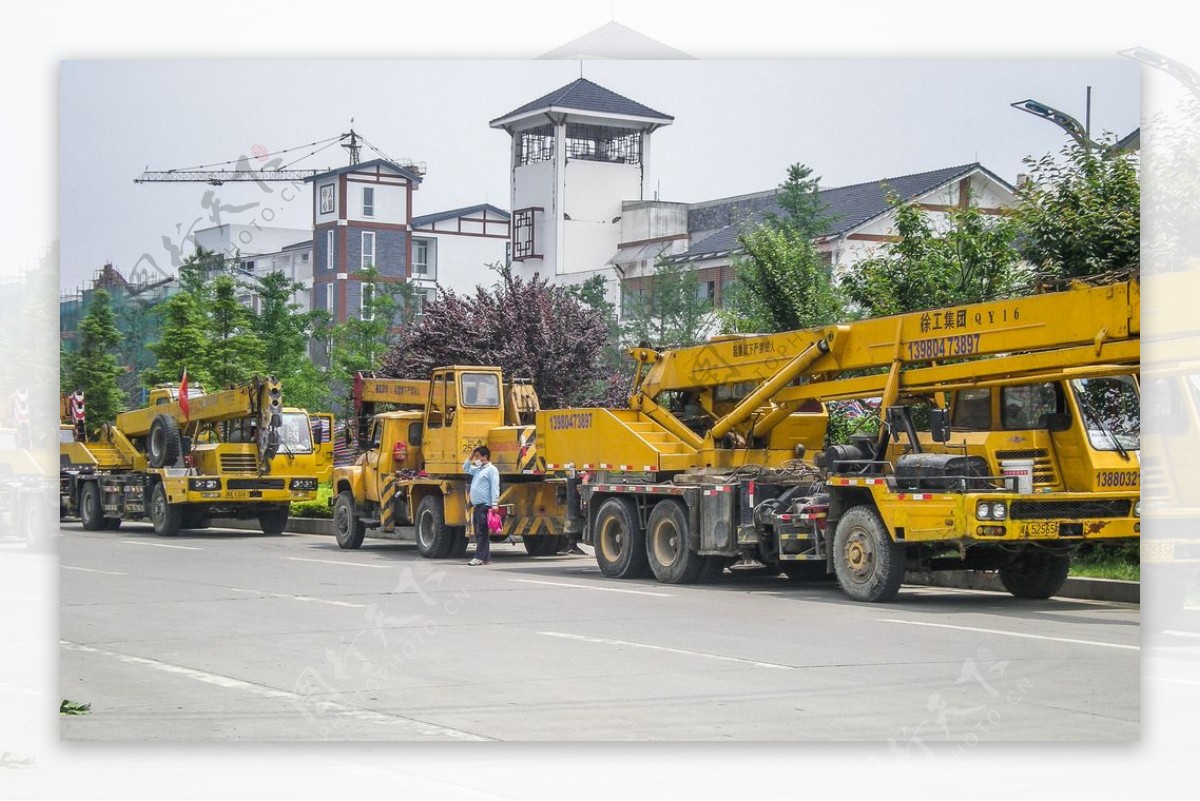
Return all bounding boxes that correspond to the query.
[79,481,105,531]
[833,505,906,603]
[333,491,365,550]
[415,494,455,558]
[258,504,291,535]
[645,499,705,584]
[23,499,53,553]
[147,414,182,469]
[149,482,182,537]
[999,550,1071,599]
[593,496,650,579]
[523,535,560,557]
[181,509,209,530]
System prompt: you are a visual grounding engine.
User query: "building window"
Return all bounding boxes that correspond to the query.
[325,285,336,320]
[319,183,335,214]
[621,287,648,318]
[301,252,309,263]
[325,230,334,271]
[697,280,716,307]
[360,283,374,321]
[363,187,374,218]
[518,124,555,165]
[362,232,375,270]
[512,208,540,261]
[564,123,641,165]
[413,239,429,276]
[241,259,255,273]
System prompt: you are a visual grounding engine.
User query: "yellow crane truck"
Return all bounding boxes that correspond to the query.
[332,370,566,557]
[60,378,322,536]
[545,278,1140,601]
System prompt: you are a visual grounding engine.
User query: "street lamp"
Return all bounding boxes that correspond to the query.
[1010,98,1100,151]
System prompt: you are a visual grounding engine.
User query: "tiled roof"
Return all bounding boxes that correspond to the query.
[490,78,673,127]
[669,163,1012,264]
[412,203,510,229]
[303,157,423,184]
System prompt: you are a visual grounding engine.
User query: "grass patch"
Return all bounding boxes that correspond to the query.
[290,483,333,519]
[1070,542,1139,582]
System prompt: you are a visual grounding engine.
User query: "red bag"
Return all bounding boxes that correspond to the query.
[487,507,503,534]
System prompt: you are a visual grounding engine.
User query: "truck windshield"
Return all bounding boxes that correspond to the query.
[461,373,500,407]
[1072,376,1139,453]
[279,412,314,453]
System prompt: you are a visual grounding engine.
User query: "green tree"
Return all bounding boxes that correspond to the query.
[721,163,843,334]
[144,291,211,387]
[724,224,842,333]
[328,266,415,381]
[621,257,713,349]
[204,274,265,388]
[66,289,125,436]
[1014,139,1140,280]
[250,271,330,410]
[840,196,1025,317]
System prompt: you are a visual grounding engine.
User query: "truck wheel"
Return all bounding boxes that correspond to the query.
[181,509,208,530]
[333,491,365,549]
[149,482,182,537]
[147,414,182,468]
[999,550,1071,599]
[79,482,105,531]
[23,500,53,553]
[833,505,905,602]
[415,494,455,558]
[258,505,290,535]
[523,536,559,556]
[645,499,705,584]
[593,496,650,579]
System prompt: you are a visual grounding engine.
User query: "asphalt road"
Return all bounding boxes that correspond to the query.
[59,521,1141,743]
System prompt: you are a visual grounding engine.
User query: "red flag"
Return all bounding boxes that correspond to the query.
[179,369,190,421]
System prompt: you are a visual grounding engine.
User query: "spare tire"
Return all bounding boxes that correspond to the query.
[147,414,182,468]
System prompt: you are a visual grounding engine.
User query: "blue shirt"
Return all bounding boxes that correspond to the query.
[463,458,500,507]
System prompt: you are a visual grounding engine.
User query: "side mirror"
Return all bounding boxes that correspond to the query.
[929,408,951,443]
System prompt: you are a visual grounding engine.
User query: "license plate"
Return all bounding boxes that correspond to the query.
[1023,521,1059,537]
[228,490,248,499]
[1143,540,1175,564]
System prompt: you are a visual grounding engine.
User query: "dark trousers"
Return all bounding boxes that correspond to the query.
[472,504,491,561]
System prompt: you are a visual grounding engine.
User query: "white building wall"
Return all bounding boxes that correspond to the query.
[561,160,642,275]
[346,180,409,224]
[424,234,509,295]
[194,225,311,258]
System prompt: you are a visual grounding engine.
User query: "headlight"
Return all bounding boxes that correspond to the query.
[290,478,318,491]
[189,478,220,491]
[991,502,1007,521]
[1134,500,1140,517]
[976,502,992,520]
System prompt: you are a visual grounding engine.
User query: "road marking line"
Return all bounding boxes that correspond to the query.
[285,557,392,569]
[62,566,127,576]
[877,618,1140,651]
[59,640,487,741]
[510,578,674,598]
[537,631,793,669]
[120,540,201,550]
[228,586,368,609]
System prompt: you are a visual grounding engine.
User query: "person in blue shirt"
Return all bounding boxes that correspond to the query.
[463,445,500,565]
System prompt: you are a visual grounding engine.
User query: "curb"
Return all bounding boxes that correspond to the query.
[217,518,1140,604]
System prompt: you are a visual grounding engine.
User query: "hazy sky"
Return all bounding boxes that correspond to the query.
[59,58,1138,291]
